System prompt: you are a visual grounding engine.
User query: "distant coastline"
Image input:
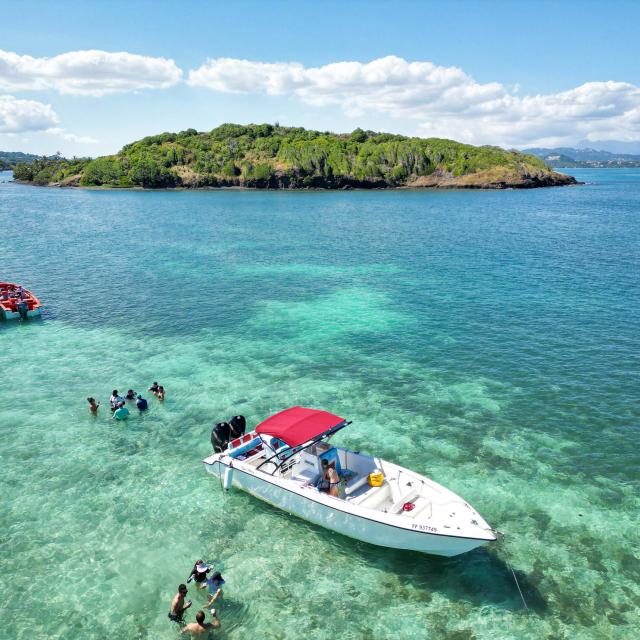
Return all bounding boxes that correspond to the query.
[13,123,578,190]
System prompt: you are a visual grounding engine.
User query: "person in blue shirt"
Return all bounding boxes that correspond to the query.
[136,394,148,411]
[113,402,129,420]
[205,571,225,608]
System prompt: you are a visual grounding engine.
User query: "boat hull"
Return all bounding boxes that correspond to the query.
[0,307,41,320]
[205,459,491,557]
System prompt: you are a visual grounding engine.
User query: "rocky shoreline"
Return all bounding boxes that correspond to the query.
[26,167,578,191]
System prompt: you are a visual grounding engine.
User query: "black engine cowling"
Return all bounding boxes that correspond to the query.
[229,415,246,439]
[211,421,231,453]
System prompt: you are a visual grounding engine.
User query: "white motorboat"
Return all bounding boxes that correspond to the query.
[203,407,496,557]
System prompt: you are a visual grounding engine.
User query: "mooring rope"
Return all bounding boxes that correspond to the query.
[492,529,529,611]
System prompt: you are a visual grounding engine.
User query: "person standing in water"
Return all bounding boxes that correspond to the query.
[187,560,210,588]
[136,394,148,411]
[205,571,225,608]
[110,390,124,412]
[157,386,165,401]
[87,397,100,414]
[149,382,159,395]
[180,610,220,636]
[113,402,129,421]
[168,584,192,623]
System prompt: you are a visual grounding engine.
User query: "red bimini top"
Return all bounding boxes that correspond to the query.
[255,406,345,448]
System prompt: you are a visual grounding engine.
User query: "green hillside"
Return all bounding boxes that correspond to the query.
[13,123,575,189]
[0,151,40,170]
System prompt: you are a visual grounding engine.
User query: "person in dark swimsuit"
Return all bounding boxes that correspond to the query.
[321,459,340,497]
[187,560,211,589]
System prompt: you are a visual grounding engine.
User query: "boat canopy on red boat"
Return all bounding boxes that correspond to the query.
[255,406,346,448]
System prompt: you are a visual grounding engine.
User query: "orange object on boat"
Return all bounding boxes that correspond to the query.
[0,282,42,320]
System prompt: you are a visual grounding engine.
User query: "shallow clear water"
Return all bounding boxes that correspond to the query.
[1,169,638,639]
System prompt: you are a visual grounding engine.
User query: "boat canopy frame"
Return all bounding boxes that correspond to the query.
[256,419,351,475]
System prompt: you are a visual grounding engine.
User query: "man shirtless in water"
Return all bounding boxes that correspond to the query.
[180,610,220,636]
[168,584,192,622]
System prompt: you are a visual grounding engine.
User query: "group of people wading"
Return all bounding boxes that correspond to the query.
[86,382,165,420]
[169,560,225,635]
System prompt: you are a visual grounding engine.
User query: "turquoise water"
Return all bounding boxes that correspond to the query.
[1,169,638,639]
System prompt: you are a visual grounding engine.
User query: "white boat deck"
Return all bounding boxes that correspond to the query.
[237,442,478,532]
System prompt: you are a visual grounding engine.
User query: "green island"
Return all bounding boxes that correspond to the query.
[13,123,576,190]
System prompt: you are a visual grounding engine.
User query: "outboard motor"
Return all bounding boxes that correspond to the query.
[17,301,29,320]
[229,415,246,439]
[211,421,231,453]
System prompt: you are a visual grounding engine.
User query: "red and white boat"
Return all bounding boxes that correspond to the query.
[0,282,42,319]
[203,407,496,557]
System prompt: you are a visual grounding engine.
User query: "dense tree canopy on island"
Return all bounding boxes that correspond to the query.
[12,123,575,189]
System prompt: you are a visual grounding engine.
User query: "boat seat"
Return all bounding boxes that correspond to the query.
[292,466,319,484]
[349,483,391,509]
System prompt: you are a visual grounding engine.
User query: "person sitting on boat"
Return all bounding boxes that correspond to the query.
[125,389,136,401]
[113,402,129,420]
[136,394,148,411]
[168,584,192,623]
[180,609,220,636]
[320,458,340,498]
[87,397,100,414]
[110,390,124,412]
[205,571,225,607]
[0,291,8,301]
[187,560,211,588]
[149,382,159,394]
[157,386,165,401]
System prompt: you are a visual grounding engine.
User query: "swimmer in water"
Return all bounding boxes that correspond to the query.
[87,397,100,414]
[157,386,165,401]
[180,610,220,636]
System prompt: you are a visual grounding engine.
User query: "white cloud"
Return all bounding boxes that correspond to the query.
[45,127,98,144]
[0,49,182,96]
[188,56,640,146]
[0,95,59,133]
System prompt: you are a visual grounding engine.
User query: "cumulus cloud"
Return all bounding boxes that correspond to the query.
[188,55,640,146]
[0,94,59,133]
[45,127,98,144]
[0,49,182,96]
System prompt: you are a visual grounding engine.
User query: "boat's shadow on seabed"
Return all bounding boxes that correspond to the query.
[246,496,547,613]
[328,532,547,613]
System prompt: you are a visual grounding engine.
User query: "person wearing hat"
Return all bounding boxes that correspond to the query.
[136,394,148,411]
[205,571,225,607]
[187,560,211,588]
[168,584,192,623]
[180,609,220,635]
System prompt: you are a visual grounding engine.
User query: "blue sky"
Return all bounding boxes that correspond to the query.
[1,0,639,156]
